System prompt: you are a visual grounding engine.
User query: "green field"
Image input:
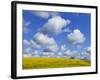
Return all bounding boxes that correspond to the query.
[22,58,90,69]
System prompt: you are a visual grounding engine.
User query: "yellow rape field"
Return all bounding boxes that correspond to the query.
[22,58,90,69]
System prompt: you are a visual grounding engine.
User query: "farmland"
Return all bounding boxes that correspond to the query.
[22,58,90,69]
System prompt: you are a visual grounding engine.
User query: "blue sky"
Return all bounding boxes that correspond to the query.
[22,10,91,59]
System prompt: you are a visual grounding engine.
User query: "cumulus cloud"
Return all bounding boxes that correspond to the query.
[63,50,82,59]
[85,47,91,53]
[41,16,71,35]
[33,32,58,52]
[23,32,58,53]
[67,29,86,44]
[63,48,90,60]
[33,32,55,45]
[23,39,41,55]
[32,51,56,58]
[31,50,41,57]
[50,12,59,17]
[24,47,32,54]
[23,20,31,33]
[23,39,30,46]
[65,50,72,55]
[33,11,59,19]
[23,12,89,59]
[61,45,67,51]
[46,45,58,52]
[23,39,40,48]
[80,52,91,60]
[23,40,34,55]
[30,40,41,48]
[33,11,50,18]
[34,32,56,45]
[63,28,71,33]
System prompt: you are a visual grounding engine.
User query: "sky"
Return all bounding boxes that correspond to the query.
[22,10,91,60]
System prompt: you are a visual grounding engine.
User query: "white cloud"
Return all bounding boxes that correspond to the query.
[63,28,71,32]
[42,52,54,56]
[46,45,58,52]
[23,39,41,50]
[33,32,58,52]
[61,45,67,51]
[67,29,86,44]
[85,47,91,53]
[23,32,58,53]
[30,40,41,48]
[32,50,39,54]
[31,50,40,57]
[23,20,31,33]
[33,11,59,19]
[63,50,81,59]
[32,51,56,58]
[33,11,50,18]
[32,50,51,58]
[80,52,91,60]
[65,50,72,55]
[41,16,71,35]
[23,39,30,46]
[77,45,82,49]
[24,21,31,26]
[24,47,32,54]
[23,54,32,58]
[50,12,59,17]
[34,32,56,45]
[23,40,32,54]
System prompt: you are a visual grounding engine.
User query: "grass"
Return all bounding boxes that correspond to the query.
[22,57,90,69]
